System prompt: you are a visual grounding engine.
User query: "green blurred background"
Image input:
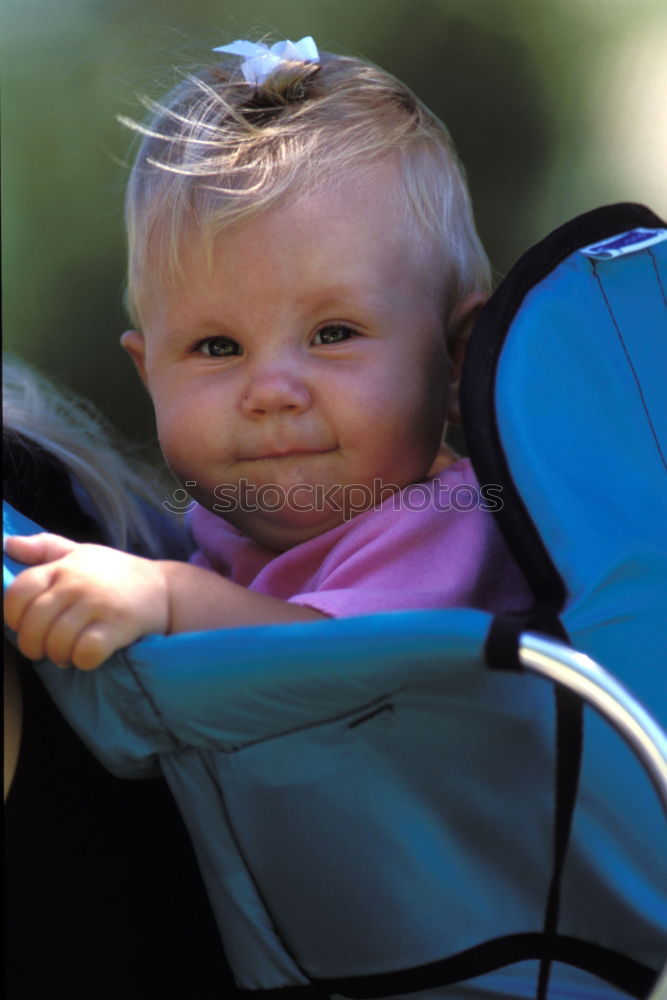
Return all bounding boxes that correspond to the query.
[3,0,666,450]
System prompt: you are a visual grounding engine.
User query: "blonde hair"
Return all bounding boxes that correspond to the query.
[123,47,490,327]
[3,357,166,554]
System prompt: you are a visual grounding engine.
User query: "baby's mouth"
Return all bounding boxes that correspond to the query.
[240,447,336,461]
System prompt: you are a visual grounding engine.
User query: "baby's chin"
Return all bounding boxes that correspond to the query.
[225,505,359,553]
[217,474,412,550]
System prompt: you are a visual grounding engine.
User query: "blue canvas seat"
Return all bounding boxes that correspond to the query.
[4,204,666,999]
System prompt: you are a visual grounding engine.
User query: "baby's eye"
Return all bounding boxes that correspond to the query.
[312,325,356,346]
[196,337,241,358]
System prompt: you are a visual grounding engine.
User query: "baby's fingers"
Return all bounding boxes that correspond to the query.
[5,532,78,566]
[41,603,103,668]
[4,562,56,634]
[6,578,76,662]
[8,582,130,670]
[70,624,124,672]
[39,612,114,671]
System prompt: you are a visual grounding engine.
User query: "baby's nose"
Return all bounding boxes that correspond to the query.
[241,366,312,417]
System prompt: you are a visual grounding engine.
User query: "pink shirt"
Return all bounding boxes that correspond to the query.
[188,459,531,617]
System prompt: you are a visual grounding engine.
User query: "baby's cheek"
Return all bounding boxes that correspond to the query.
[155,402,200,461]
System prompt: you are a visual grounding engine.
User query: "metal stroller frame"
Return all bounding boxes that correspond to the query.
[520,632,667,1000]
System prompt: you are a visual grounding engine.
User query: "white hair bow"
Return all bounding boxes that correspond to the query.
[213,37,320,86]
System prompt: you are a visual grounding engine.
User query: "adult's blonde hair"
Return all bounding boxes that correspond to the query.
[123,46,490,327]
[3,357,166,554]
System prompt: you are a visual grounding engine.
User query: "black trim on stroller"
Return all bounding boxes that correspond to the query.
[313,933,656,998]
[236,931,656,998]
[461,202,665,610]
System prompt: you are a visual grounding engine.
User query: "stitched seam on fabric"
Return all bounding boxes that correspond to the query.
[196,752,314,989]
[590,259,667,471]
[648,246,667,307]
[221,688,405,753]
[119,648,190,752]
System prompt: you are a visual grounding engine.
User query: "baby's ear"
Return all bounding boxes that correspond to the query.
[446,292,489,424]
[120,330,148,387]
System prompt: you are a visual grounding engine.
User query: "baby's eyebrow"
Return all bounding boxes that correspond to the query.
[159,314,237,339]
[298,283,388,313]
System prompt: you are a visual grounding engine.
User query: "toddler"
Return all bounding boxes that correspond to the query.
[5,36,529,671]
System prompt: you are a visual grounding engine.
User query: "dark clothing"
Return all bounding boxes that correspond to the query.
[4,433,236,999]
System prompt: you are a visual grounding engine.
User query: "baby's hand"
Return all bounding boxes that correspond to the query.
[4,534,170,671]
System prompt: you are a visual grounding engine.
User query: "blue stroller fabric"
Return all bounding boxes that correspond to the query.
[4,204,666,999]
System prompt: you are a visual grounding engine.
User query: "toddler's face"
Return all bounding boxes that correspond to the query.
[124,163,459,550]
